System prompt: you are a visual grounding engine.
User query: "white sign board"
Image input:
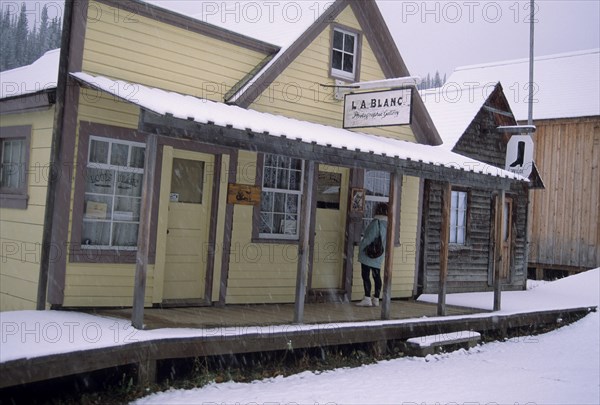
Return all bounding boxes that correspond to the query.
[343,88,412,129]
[505,135,534,177]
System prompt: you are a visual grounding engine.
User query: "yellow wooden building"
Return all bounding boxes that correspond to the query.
[1,0,524,319]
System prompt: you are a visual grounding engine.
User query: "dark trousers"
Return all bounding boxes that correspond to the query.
[361,263,382,298]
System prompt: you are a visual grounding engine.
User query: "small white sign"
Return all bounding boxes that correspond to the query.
[505,135,534,177]
[343,88,412,129]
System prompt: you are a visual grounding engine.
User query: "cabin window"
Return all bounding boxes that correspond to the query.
[0,125,31,209]
[81,136,145,250]
[449,190,468,244]
[331,27,358,81]
[363,170,390,231]
[259,154,304,239]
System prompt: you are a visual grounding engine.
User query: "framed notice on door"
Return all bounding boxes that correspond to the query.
[350,188,365,213]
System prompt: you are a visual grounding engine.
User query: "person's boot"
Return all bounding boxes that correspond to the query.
[372,297,379,307]
[355,296,372,307]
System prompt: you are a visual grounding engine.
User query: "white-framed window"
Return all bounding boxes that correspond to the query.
[331,27,357,81]
[449,190,468,244]
[259,154,304,239]
[81,136,145,250]
[0,137,26,191]
[363,170,390,231]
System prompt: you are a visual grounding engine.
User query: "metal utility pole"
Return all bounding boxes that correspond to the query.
[528,0,535,126]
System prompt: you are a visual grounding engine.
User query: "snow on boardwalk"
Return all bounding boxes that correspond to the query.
[133,270,599,405]
[0,270,598,404]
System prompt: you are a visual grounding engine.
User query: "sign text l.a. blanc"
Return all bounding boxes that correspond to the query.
[343,88,412,129]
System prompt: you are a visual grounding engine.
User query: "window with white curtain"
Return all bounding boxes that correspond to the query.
[363,170,390,231]
[259,154,304,239]
[81,136,145,249]
[0,138,26,191]
[449,190,468,245]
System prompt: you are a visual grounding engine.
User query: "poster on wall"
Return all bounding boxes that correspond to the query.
[343,88,412,129]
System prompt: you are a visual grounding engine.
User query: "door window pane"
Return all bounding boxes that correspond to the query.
[170,158,204,204]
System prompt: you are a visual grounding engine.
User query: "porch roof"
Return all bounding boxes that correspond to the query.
[71,72,527,188]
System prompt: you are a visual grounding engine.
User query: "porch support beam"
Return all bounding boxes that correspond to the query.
[294,160,316,324]
[437,182,451,316]
[493,189,506,311]
[140,113,518,191]
[381,172,402,320]
[132,134,158,329]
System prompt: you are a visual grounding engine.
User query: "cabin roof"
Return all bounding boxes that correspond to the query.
[447,49,600,121]
[0,49,60,100]
[420,83,501,151]
[71,71,526,184]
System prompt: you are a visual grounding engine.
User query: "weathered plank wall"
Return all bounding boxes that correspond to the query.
[528,116,600,271]
[420,90,528,293]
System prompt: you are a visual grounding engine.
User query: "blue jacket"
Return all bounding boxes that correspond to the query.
[358,215,387,269]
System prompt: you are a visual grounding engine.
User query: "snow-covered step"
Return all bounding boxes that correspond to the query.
[403,330,481,357]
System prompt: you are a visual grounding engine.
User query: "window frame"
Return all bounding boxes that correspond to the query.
[70,122,153,264]
[81,135,146,251]
[0,125,31,209]
[252,153,306,243]
[329,25,362,82]
[449,187,470,246]
[361,169,401,247]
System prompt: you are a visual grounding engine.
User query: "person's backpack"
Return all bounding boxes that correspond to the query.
[364,220,384,258]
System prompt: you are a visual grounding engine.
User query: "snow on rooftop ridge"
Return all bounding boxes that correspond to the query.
[447,49,600,121]
[71,71,527,182]
[420,83,498,150]
[454,48,600,72]
[0,48,60,100]
[144,0,331,48]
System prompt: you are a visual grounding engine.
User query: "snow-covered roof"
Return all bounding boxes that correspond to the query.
[420,83,499,150]
[446,49,600,121]
[0,49,60,100]
[144,0,331,48]
[71,72,526,182]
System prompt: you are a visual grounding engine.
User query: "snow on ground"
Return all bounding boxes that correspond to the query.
[1,270,598,404]
[131,270,598,405]
[133,272,599,404]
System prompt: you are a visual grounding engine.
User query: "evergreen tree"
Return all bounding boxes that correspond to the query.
[433,71,442,88]
[0,4,62,71]
[14,3,29,67]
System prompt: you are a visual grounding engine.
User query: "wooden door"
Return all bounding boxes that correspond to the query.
[311,166,348,290]
[161,149,214,302]
[501,197,513,279]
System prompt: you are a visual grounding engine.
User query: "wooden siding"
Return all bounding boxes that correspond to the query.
[82,0,270,102]
[0,108,54,311]
[528,116,600,270]
[62,89,148,307]
[249,6,416,143]
[421,95,528,294]
[226,151,299,304]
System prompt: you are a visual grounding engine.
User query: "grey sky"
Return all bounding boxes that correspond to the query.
[3,0,599,77]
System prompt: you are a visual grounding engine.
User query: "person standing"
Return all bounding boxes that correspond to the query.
[356,202,388,307]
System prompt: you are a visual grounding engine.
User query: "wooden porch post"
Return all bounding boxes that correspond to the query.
[294,160,316,324]
[437,182,451,316]
[381,172,402,320]
[132,134,158,329]
[493,189,506,311]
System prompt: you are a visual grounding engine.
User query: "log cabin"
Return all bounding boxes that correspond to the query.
[447,50,600,278]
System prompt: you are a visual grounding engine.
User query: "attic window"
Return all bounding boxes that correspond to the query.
[331,27,359,81]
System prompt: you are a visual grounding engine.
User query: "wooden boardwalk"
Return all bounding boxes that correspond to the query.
[1,305,595,389]
[92,300,482,329]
